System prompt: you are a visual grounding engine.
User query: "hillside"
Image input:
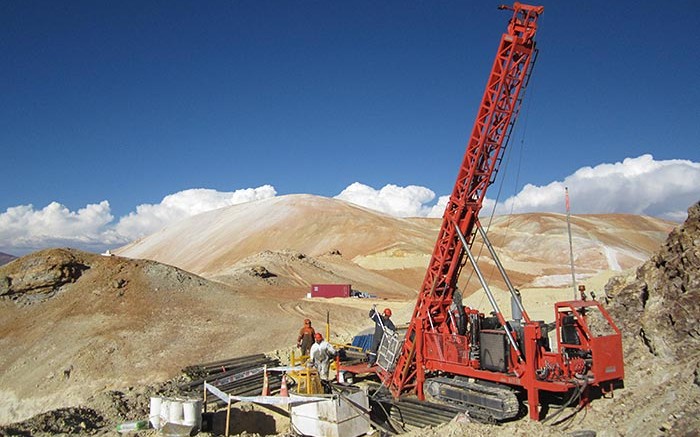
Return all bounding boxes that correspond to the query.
[116,194,434,277]
[116,194,674,298]
[601,201,700,432]
[0,197,691,436]
[0,248,373,425]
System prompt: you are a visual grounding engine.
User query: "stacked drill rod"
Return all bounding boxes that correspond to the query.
[179,354,281,403]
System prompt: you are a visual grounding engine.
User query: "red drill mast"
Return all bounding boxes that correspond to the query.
[390,2,544,397]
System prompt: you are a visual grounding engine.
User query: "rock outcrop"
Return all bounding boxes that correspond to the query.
[0,248,90,304]
[607,201,700,364]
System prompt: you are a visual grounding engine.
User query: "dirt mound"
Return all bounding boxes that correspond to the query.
[0,406,107,436]
[0,249,247,423]
[0,377,191,436]
[211,248,415,300]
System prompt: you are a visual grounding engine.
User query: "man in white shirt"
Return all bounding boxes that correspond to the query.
[309,332,336,381]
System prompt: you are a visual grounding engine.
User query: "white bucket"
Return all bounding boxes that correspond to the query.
[183,399,202,431]
[169,400,184,424]
[149,396,162,430]
[159,399,171,426]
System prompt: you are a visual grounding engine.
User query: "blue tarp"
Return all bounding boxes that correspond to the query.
[350,327,374,352]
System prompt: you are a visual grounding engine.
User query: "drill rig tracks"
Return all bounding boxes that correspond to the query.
[424,377,520,421]
[380,397,468,430]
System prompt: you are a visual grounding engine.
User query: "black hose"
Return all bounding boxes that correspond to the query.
[541,378,586,424]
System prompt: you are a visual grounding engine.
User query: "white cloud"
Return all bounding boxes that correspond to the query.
[114,185,277,240]
[335,182,437,217]
[333,155,699,222]
[0,201,117,254]
[428,196,449,218]
[0,185,277,255]
[1,155,697,256]
[490,155,700,221]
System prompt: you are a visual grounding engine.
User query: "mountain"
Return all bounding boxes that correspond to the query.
[0,252,17,266]
[116,194,675,297]
[116,194,437,299]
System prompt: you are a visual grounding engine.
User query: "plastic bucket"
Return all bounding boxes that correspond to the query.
[169,400,184,424]
[183,399,202,431]
[149,396,162,429]
[159,399,171,427]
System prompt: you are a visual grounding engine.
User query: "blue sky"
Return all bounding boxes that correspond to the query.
[1,1,699,255]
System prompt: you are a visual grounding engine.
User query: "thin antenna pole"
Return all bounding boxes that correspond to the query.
[565,187,577,300]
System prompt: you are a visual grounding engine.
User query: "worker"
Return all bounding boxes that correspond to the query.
[368,306,395,366]
[297,318,316,356]
[309,332,336,381]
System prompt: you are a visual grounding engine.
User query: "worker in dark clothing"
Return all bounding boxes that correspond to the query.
[297,318,316,356]
[368,306,395,366]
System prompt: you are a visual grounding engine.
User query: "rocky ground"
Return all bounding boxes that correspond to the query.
[0,202,697,436]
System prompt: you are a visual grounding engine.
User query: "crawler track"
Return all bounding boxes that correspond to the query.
[424,377,520,421]
[386,397,466,429]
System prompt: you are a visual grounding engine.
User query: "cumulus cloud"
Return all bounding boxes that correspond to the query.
[114,185,277,240]
[334,155,699,222]
[491,155,700,222]
[0,185,277,255]
[335,182,437,217]
[1,155,697,256]
[0,201,116,253]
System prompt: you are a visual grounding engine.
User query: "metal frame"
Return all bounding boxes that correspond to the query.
[390,1,544,398]
[387,3,625,421]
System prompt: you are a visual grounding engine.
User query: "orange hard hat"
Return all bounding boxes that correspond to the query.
[384,308,392,317]
[314,333,323,340]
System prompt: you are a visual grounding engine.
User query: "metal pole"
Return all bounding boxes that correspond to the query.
[475,220,531,323]
[566,187,577,300]
[372,304,386,330]
[453,223,523,361]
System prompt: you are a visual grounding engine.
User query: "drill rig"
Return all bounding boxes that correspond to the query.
[384,3,624,421]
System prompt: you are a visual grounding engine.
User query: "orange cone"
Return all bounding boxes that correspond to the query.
[261,365,270,396]
[280,373,289,397]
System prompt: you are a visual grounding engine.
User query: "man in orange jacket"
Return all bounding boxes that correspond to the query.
[297,318,315,356]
